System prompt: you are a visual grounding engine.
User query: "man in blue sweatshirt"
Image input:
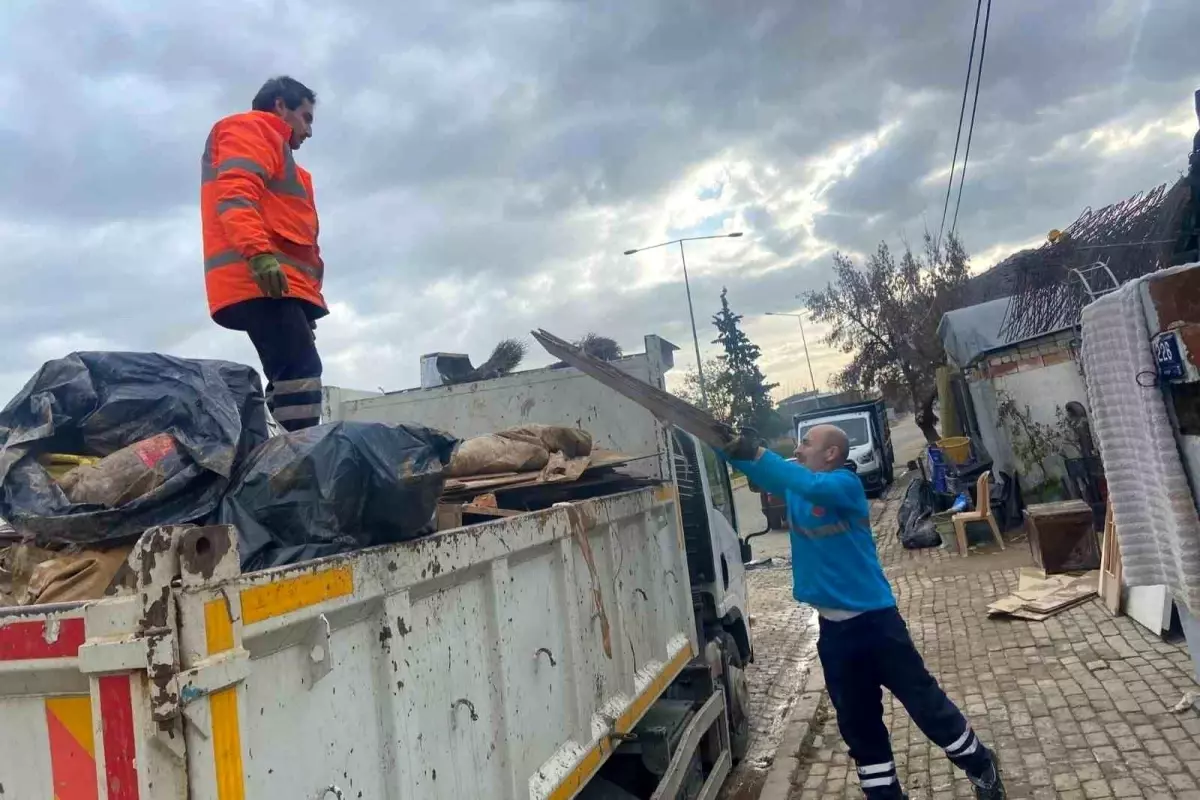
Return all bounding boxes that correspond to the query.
[725,424,1005,799]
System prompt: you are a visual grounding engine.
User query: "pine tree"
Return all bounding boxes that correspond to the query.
[711,288,783,436]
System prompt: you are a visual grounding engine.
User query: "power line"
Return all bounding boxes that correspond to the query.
[950,0,993,236]
[936,0,984,249]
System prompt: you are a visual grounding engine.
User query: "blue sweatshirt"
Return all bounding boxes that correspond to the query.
[733,450,895,612]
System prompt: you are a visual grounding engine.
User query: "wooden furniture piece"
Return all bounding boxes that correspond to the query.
[952,471,1005,555]
[1098,501,1123,615]
[1024,499,1100,574]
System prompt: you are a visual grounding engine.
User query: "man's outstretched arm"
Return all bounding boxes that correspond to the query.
[726,448,859,511]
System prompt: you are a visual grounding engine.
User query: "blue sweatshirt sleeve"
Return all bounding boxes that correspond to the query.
[730,450,860,511]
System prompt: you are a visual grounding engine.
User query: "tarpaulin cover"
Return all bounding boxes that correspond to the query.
[937,296,1014,367]
[0,352,269,548]
[219,421,458,571]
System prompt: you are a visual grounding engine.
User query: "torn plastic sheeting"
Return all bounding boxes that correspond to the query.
[0,352,269,549]
[219,421,458,571]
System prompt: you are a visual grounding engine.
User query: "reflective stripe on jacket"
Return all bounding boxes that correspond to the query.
[200,111,326,316]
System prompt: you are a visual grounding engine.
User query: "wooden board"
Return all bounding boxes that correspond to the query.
[531,329,736,450]
[1098,501,1124,616]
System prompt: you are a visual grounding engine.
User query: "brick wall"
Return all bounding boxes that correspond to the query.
[969,329,1080,381]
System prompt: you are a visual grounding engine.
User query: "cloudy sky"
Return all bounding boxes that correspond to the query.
[1,0,1198,404]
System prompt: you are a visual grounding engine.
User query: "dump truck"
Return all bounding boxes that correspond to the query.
[0,334,752,800]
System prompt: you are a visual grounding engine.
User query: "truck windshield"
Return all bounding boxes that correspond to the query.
[800,417,869,447]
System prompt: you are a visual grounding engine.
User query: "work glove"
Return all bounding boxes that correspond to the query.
[722,432,761,462]
[249,254,289,299]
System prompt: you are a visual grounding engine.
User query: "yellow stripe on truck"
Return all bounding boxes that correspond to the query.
[204,598,245,800]
[547,644,695,800]
[239,566,354,624]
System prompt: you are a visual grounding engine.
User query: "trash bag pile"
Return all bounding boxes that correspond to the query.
[0,352,269,550]
[220,421,457,571]
[897,476,941,550]
[0,352,466,603]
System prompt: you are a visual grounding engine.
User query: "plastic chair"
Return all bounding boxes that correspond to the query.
[952,471,1005,555]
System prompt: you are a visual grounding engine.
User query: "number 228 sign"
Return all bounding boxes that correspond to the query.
[1154,332,1185,381]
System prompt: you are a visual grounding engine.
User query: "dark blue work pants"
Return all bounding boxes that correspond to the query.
[818,607,992,797]
[215,298,323,431]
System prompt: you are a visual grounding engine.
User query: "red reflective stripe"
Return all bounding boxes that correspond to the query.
[99,675,140,800]
[45,704,99,800]
[0,617,85,660]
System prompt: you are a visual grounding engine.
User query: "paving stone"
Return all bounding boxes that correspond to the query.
[783,480,1200,800]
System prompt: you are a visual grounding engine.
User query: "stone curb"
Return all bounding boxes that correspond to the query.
[757,663,827,800]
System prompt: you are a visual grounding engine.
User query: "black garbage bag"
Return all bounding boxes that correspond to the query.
[897,476,941,550]
[896,477,932,537]
[219,421,459,571]
[901,517,941,550]
[0,352,269,549]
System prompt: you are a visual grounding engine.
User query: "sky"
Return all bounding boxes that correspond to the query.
[1,0,1198,405]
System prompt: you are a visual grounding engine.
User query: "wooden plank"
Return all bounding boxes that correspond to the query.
[531,329,736,450]
[1099,501,1124,616]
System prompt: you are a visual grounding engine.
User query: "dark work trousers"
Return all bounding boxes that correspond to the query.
[818,607,993,798]
[214,298,323,431]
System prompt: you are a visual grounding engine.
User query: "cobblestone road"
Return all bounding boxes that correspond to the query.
[788,481,1200,800]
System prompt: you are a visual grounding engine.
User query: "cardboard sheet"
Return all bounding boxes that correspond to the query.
[987,568,1099,621]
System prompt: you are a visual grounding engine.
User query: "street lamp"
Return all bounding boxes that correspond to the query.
[765,311,818,395]
[623,232,744,408]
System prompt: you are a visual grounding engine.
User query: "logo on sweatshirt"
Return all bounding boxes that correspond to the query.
[811,506,826,518]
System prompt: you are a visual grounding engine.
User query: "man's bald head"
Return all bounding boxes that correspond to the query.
[796,424,850,472]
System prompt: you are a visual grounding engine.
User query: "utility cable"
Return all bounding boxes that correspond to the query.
[936,0,984,249]
[950,0,993,236]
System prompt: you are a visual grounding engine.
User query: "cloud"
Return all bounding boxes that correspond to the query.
[1,0,1198,409]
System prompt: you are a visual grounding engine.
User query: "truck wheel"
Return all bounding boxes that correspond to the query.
[766,509,784,530]
[719,632,750,763]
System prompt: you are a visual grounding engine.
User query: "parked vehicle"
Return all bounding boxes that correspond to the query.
[0,334,750,800]
[795,397,894,497]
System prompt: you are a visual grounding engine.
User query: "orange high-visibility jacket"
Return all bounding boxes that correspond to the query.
[200,111,326,317]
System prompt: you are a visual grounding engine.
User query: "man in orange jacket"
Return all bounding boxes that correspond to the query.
[200,76,325,431]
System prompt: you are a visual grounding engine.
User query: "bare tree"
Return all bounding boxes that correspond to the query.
[804,234,970,443]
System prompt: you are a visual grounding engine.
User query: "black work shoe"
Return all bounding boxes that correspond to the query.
[968,749,1006,799]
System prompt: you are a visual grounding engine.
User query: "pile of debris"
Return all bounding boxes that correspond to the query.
[0,352,639,607]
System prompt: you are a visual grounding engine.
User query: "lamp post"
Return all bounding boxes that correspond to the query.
[623,232,744,408]
[765,311,818,395]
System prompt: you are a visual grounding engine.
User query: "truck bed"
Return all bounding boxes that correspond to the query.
[0,484,696,800]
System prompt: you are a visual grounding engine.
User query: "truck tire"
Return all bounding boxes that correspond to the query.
[765,508,784,530]
[719,631,750,763]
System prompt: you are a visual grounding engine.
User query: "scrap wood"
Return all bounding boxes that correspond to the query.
[532,329,736,450]
[987,568,1099,620]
